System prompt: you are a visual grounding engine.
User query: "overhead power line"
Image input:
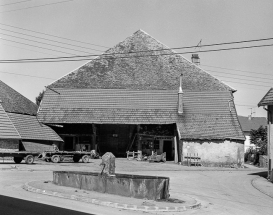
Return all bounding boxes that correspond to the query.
[0,37,76,55]
[1,43,273,63]
[0,70,55,80]
[220,79,272,88]
[0,67,270,90]
[1,22,273,51]
[213,73,273,85]
[1,42,60,56]
[0,22,109,48]
[0,32,97,54]
[206,69,273,82]
[0,27,105,52]
[0,0,32,7]
[0,0,73,13]
[4,32,271,57]
[200,64,272,77]
[235,104,257,107]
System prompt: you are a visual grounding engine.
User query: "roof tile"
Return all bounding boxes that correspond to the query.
[0,104,21,139]
[38,88,244,140]
[0,80,38,115]
[49,30,234,92]
[7,112,63,142]
[258,88,273,107]
[238,116,267,132]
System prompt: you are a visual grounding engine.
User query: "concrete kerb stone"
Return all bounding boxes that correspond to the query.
[22,181,201,212]
[251,177,273,199]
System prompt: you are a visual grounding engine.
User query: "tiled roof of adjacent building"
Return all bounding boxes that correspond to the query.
[238,116,267,132]
[38,88,245,140]
[0,104,21,139]
[49,30,235,92]
[258,88,273,107]
[7,112,63,142]
[0,80,38,115]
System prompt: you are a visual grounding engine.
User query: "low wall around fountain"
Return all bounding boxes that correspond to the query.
[53,171,170,200]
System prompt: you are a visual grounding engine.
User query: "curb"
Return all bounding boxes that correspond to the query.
[22,182,201,212]
[251,177,273,199]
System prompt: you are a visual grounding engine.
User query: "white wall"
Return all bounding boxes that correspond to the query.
[182,140,244,167]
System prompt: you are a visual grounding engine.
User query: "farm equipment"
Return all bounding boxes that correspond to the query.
[0,144,99,164]
[37,145,98,163]
[0,151,39,164]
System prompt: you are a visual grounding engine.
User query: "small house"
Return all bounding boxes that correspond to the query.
[258,88,273,181]
[238,115,267,152]
[0,80,63,151]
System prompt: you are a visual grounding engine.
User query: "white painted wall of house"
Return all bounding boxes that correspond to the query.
[182,140,244,167]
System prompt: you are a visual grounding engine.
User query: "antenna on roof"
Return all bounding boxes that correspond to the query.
[191,39,202,65]
[248,108,256,120]
[196,39,202,50]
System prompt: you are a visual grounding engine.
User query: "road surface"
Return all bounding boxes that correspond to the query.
[0,159,272,215]
[0,195,94,215]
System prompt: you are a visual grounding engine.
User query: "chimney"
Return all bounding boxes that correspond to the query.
[178,74,183,115]
[191,54,200,65]
[248,115,252,121]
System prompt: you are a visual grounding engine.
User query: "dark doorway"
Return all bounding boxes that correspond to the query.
[98,124,130,157]
[163,140,173,161]
[64,136,74,151]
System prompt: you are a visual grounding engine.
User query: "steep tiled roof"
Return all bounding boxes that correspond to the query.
[7,112,63,142]
[49,30,234,92]
[22,141,55,152]
[0,80,38,115]
[38,88,244,140]
[0,104,21,139]
[238,116,267,132]
[258,88,273,107]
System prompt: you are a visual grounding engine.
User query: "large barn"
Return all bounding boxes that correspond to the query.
[37,30,245,166]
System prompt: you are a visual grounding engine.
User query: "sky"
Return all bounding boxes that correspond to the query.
[0,0,273,118]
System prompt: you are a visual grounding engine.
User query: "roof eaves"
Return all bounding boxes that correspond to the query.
[258,87,273,107]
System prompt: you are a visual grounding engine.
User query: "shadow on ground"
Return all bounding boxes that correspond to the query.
[248,171,268,178]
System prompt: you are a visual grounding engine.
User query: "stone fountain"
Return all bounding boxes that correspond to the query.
[53,152,170,200]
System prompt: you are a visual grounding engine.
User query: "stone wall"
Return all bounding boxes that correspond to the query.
[0,139,19,150]
[181,139,244,167]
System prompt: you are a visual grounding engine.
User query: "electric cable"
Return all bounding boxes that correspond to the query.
[1,43,273,63]
[0,0,73,13]
[213,74,273,85]
[0,37,78,55]
[0,0,32,7]
[1,22,273,51]
[206,69,273,82]
[1,42,61,56]
[0,27,105,52]
[0,32,98,54]
[219,80,272,88]
[0,22,109,48]
[201,64,273,77]
[0,70,55,80]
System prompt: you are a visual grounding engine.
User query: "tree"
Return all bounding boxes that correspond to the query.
[35,90,44,106]
[250,126,267,155]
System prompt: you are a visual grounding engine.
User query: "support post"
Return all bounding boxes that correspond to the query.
[137,125,141,151]
[175,127,181,163]
[268,106,273,182]
[92,124,97,153]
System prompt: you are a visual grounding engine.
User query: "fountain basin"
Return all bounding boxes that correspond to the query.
[53,171,169,200]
